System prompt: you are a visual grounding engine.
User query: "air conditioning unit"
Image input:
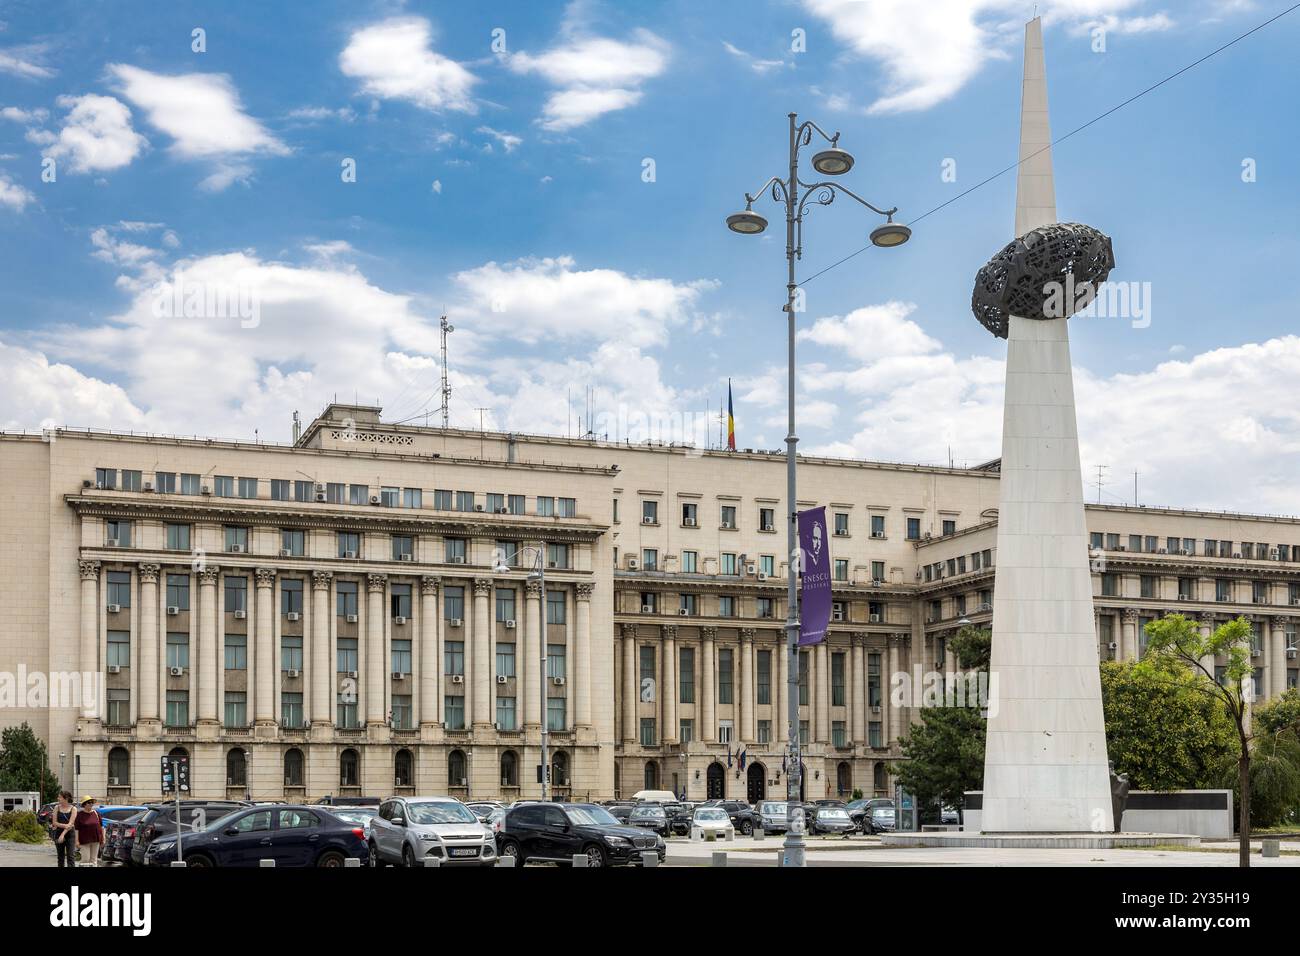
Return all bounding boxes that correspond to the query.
[143,481,154,492]
[1292,599,1300,607]
[1181,549,1192,556]
[344,550,357,559]
[1116,545,1126,552]
[1157,548,1167,554]
[834,529,849,537]
[450,556,466,564]
[109,776,122,787]
[347,670,359,679]
[234,609,246,620]
[346,613,359,624]
[105,538,120,548]
[1288,648,1297,659]
[287,612,300,622]
[1177,593,1190,601]
[1217,595,1230,602]
[548,561,558,569]
[1233,553,1242,559]
[979,602,993,612]
[166,605,180,616]
[315,492,327,502]
[872,578,884,587]
[496,675,508,685]
[869,613,882,623]
[683,517,697,527]
[832,609,844,622]
[370,495,381,505]
[398,553,414,562]
[552,676,566,686]
[230,544,244,554]
[1250,648,1263,659]
[870,705,881,715]
[279,548,292,557]
[451,674,464,684]
[474,504,485,512]
[107,665,121,674]
[1271,550,1280,560]
[871,531,885,539]
[626,557,639,571]
[757,572,768,582]
[496,507,509,514]
[107,603,121,613]
[745,564,757,576]
[722,522,736,530]
[392,672,407,680]
[642,605,655,613]
[315,483,326,493]
[679,607,690,616]
[286,669,301,679]
[201,485,211,495]
[1107,642,1118,651]
[170,667,185,677]
[390,615,406,626]
[761,524,774,533]
[449,618,463,628]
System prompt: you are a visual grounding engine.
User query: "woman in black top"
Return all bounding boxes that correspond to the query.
[51,791,77,867]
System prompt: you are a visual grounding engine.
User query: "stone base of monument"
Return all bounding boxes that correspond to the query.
[880,831,1200,849]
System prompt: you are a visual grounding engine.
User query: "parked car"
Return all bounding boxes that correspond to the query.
[662,802,694,836]
[628,803,670,836]
[690,806,734,840]
[809,806,857,836]
[316,805,378,841]
[145,805,366,868]
[630,789,679,804]
[849,798,894,832]
[131,800,252,866]
[756,800,790,834]
[941,805,960,825]
[103,809,150,865]
[314,795,380,807]
[369,796,497,868]
[497,802,664,868]
[606,804,634,824]
[865,805,897,834]
[704,800,758,835]
[465,801,506,821]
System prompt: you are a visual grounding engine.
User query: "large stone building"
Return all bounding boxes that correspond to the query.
[2,403,1297,805]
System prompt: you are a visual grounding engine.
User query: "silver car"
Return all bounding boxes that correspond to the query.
[368,796,497,867]
[756,800,789,834]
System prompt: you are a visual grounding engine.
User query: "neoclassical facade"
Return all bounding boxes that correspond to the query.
[2,403,1297,804]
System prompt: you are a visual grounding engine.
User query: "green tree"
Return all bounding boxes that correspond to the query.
[896,626,990,816]
[1100,659,1237,791]
[1143,614,1255,867]
[0,723,61,803]
[1254,689,1300,736]
[1242,730,1300,828]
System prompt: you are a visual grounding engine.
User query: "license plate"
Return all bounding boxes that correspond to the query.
[450,848,477,857]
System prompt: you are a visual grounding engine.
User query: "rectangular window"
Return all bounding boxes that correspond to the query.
[799,651,809,706]
[760,555,775,576]
[224,526,248,552]
[681,502,698,525]
[834,559,848,582]
[679,647,695,703]
[444,641,465,676]
[214,475,234,497]
[444,696,465,730]
[224,576,247,613]
[390,584,412,619]
[872,561,885,582]
[281,579,303,615]
[833,512,849,535]
[349,484,369,506]
[166,691,189,728]
[718,648,734,704]
[294,480,313,502]
[444,537,467,563]
[799,721,809,746]
[166,574,190,611]
[391,535,413,561]
[486,493,505,514]
[95,467,117,490]
[720,505,737,529]
[496,642,516,678]
[757,597,774,618]
[679,719,694,744]
[757,650,771,705]
[641,548,658,572]
[238,477,258,499]
[1140,574,1156,598]
[508,495,525,515]
[180,473,201,496]
[443,586,464,621]
[718,720,733,744]
[336,582,359,618]
[640,718,657,747]
[679,593,697,615]
[868,653,881,707]
[496,587,517,622]
[536,496,555,516]
[641,500,658,524]
[106,689,130,728]
[391,639,412,674]
[682,551,697,573]
[547,697,567,732]
[869,721,882,748]
[831,652,845,706]
[495,696,516,731]
[380,486,400,508]
[558,497,576,518]
[403,487,422,509]
[327,483,345,504]
[760,507,776,532]
[107,630,130,668]
[1101,573,1118,597]
[943,519,957,535]
[337,532,361,558]
[119,469,141,491]
[546,590,567,625]
[721,553,737,575]
[166,632,189,671]
[547,644,567,680]
[433,489,453,510]
[224,634,247,670]
[106,520,132,547]
[495,540,519,568]
[224,692,247,728]
[165,523,190,551]
[871,514,886,537]
[107,571,132,608]
[155,471,176,494]
[757,721,771,744]
[717,595,736,618]
[281,635,303,672]
[392,696,413,730]
[336,638,358,673]
[455,491,475,512]
[832,721,847,748]
[337,695,359,729]
[281,693,304,729]
[547,543,570,569]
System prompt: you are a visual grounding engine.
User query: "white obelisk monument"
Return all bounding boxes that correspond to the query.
[980,17,1114,833]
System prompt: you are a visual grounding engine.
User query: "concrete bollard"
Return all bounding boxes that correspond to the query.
[640,850,659,868]
[725,828,735,842]
[496,855,516,867]
[572,853,589,868]
[344,858,360,867]
[259,859,275,867]
[1262,839,1280,858]
[169,861,187,868]
[711,851,727,867]
[754,827,765,841]
[423,857,441,868]
[705,830,716,843]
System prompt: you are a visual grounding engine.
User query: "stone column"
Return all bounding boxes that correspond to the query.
[701,627,717,743]
[79,561,101,721]
[1271,617,1288,700]
[472,578,492,728]
[576,583,594,728]
[197,566,221,727]
[775,635,787,744]
[137,564,161,726]
[310,571,333,728]
[420,577,440,728]
[524,582,543,730]
[885,634,902,747]
[1198,612,1215,677]
[253,568,276,729]
[661,624,677,743]
[739,628,755,744]
[814,641,829,743]
[366,574,387,727]
[1121,608,1138,662]
[622,624,637,744]
[851,633,867,745]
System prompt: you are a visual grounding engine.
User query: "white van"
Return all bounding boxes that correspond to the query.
[631,789,678,804]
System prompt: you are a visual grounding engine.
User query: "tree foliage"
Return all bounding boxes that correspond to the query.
[1240,731,1300,828]
[1254,689,1300,737]
[0,723,61,803]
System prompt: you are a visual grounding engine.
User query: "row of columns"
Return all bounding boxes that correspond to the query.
[78,561,595,731]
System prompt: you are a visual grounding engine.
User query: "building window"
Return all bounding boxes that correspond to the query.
[546,543,570,569]
[214,475,234,497]
[1102,573,1118,597]
[1216,579,1231,601]
[107,630,130,668]
[536,496,555,516]
[871,515,886,537]
[872,561,885,583]
[154,472,176,494]
[391,639,412,675]
[869,721,883,748]
[799,651,809,706]
[680,593,697,615]
[721,553,738,576]
[718,595,736,617]
[799,721,809,746]
[166,632,189,670]
[444,641,465,676]
[165,691,189,727]
[224,576,247,614]
[165,523,190,551]
[718,648,734,704]
[443,586,464,621]
[337,532,361,558]
[336,582,358,618]
[433,489,452,510]
[679,719,694,744]
[557,497,577,518]
[445,696,465,730]
[379,486,400,508]
[547,644,567,680]
[106,690,130,728]
[281,636,302,672]
[281,579,303,615]
[281,694,303,729]
[224,634,247,671]
[339,750,359,788]
[834,559,848,582]
[832,721,847,748]
[349,484,369,506]
[336,637,358,674]
[681,551,697,573]
[106,571,131,608]
[642,548,658,571]
[337,694,360,729]
[546,591,567,625]
[547,697,567,732]
[1140,575,1156,599]
[224,526,248,552]
[640,718,657,747]
[757,720,771,744]
[391,535,413,561]
[271,479,290,501]
[757,597,774,619]
[640,645,656,685]
[681,502,698,525]
[496,696,517,731]
[868,653,881,707]
[496,587,517,623]
[718,720,733,744]
[280,529,305,557]
[390,584,412,619]
[496,642,516,678]
[831,652,845,706]
[642,500,658,524]
[224,692,247,728]
[720,505,737,529]
[679,647,695,703]
[757,650,771,704]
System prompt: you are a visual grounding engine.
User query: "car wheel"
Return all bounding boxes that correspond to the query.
[368,840,386,867]
[583,844,607,868]
[740,820,753,835]
[401,844,417,868]
[317,850,345,868]
[499,839,525,866]
[185,854,213,869]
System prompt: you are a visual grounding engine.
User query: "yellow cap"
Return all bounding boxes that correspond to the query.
[80,795,96,805]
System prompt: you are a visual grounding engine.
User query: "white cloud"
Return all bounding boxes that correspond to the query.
[0,43,54,80]
[722,41,789,74]
[509,29,668,130]
[0,172,35,211]
[802,0,1176,115]
[339,17,477,113]
[798,302,941,363]
[431,179,442,194]
[43,94,147,173]
[1,105,48,123]
[89,226,161,266]
[285,105,356,123]
[107,64,287,168]
[476,125,522,152]
[0,340,145,432]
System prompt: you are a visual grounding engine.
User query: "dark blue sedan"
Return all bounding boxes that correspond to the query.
[144,805,368,868]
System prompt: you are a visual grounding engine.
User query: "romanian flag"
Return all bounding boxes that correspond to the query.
[727,379,736,451]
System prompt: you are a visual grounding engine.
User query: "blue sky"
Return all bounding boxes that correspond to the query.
[1,0,1297,512]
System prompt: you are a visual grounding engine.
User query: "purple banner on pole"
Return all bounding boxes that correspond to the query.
[798,506,831,646]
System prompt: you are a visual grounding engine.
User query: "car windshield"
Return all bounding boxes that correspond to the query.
[872,807,895,818]
[694,808,729,822]
[821,808,849,819]
[761,802,788,814]
[407,802,478,825]
[565,806,619,827]
[632,806,664,817]
[331,808,376,823]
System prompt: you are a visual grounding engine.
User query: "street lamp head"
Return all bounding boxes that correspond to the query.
[869,219,911,248]
[811,147,854,176]
[957,616,972,627]
[726,206,768,235]
[493,561,510,574]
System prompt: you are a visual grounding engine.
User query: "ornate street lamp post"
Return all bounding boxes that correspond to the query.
[726,113,909,867]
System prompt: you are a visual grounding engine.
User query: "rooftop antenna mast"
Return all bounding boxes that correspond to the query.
[439,315,454,428]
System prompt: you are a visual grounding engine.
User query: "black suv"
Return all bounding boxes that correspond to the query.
[497,803,665,868]
[704,800,758,835]
[130,800,251,866]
